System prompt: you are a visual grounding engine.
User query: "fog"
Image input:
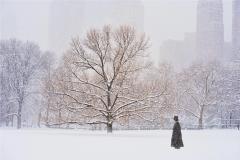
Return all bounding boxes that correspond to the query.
[0,0,233,67]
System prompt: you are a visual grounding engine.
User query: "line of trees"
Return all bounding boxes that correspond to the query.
[0,25,239,131]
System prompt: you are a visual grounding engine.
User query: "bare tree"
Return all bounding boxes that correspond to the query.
[46,25,167,132]
[0,39,45,129]
[0,52,15,126]
[217,61,240,128]
[176,62,219,129]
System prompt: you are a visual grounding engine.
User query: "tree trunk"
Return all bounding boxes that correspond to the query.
[17,100,23,129]
[107,123,113,133]
[6,118,9,127]
[58,108,61,128]
[229,112,232,128]
[198,117,203,129]
[5,108,10,127]
[106,85,113,133]
[11,115,14,127]
[46,103,50,127]
[37,112,41,128]
[198,106,204,129]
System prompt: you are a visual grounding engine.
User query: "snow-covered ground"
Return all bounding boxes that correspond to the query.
[0,129,240,160]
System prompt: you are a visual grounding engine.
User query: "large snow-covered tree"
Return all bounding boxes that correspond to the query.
[45,25,167,132]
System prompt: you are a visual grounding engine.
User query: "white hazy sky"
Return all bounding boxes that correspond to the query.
[0,0,233,65]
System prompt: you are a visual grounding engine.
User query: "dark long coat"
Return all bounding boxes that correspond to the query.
[171,122,184,149]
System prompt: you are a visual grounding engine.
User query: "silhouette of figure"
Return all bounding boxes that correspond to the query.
[171,116,184,149]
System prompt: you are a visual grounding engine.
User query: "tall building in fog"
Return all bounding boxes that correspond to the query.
[48,0,144,54]
[105,0,144,32]
[49,0,86,53]
[82,0,144,32]
[0,1,2,38]
[232,0,240,60]
[160,33,196,70]
[196,0,224,61]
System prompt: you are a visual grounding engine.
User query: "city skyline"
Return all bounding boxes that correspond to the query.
[0,0,234,66]
[160,0,237,69]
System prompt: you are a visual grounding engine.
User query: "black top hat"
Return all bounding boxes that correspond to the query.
[174,116,179,121]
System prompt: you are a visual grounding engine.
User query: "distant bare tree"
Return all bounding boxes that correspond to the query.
[0,39,46,129]
[139,63,175,128]
[46,25,167,132]
[217,61,240,128]
[39,52,56,127]
[177,62,219,129]
[0,53,15,126]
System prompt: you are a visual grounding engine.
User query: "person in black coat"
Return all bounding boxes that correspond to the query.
[171,116,184,149]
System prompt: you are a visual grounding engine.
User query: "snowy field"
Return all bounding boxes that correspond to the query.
[0,129,240,160]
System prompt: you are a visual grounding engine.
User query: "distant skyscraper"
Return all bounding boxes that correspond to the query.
[196,0,224,61]
[48,0,86,53]
[107,0,144,32]
[232,0,240,60]
[160,33,196,70]
[0,1,3,39]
